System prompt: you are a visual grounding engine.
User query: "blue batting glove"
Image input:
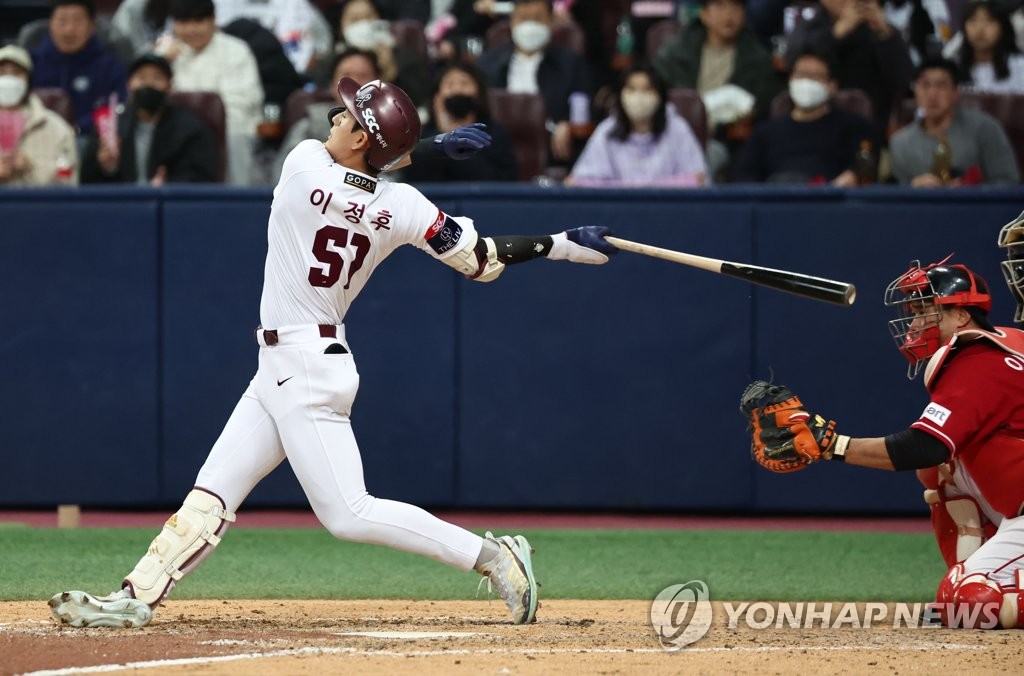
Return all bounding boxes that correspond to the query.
[433,122,492,160]
[566,226,618,256]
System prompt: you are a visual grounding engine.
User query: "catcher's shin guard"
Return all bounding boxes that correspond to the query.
[938,568,1024,629]
[123,489,235,606]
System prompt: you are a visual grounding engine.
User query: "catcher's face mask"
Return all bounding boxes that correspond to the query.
[998,211,1024,323]
[884,258,993,379]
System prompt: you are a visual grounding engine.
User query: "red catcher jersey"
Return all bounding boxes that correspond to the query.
[911,331,1024,521]
[259,140,475,328]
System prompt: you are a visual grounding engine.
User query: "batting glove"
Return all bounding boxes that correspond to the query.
[548,226,618,264]
[433,122,492,160]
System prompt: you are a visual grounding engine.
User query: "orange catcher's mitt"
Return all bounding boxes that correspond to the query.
[739,380,846,473]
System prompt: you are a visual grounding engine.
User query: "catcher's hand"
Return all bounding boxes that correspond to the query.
[739,380,843,473]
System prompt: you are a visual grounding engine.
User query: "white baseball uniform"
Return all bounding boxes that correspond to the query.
[193,139,484,571]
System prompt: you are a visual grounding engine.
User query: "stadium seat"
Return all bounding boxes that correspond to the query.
[959,91,1024,180]
[667,88,708,149]
[167,91,227,183]
[283,88,336,135]
[487,89,548,181]
[390,19,428,62]
[33,87,74,125]
[769,88,874,123]
[645,19,681,62]
[484,18,586,56]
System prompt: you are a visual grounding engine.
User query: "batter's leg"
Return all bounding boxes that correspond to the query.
[50,382,287,628]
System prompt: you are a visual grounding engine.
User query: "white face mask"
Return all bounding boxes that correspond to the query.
[511,21,551,53]
[620,91,660,123]
[0,75,27,108]
[788,78,830,109]
[343,19,394,50]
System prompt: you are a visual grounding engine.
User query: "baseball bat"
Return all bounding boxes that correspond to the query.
[605,236,856,307]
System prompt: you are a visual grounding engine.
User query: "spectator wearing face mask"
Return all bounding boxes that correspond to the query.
[403,62,517,182]
[733,48,878,184]
[317,0,430,107]
[566,65,707,187]
[80,53,218,184]
[475,0,592,164]
[0,45,78,186]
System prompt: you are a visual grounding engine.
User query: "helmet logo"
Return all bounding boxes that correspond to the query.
[355,90,373,108]
[361,108,381,134]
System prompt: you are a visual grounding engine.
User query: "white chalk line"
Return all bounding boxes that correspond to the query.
[18,642,988,676]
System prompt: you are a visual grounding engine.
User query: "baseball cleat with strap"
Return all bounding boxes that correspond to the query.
[476,531,539,624]
[48,589,153,628]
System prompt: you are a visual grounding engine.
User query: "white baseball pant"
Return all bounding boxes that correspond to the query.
[193,324,483,571]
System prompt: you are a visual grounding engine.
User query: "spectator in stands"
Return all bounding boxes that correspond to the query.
[317,0,430,107]
[957,0,1024,93]
[653,0,781,120]
[438,0,507,62]
[81,53,217,185]
[213,0,333,76]
[155,0,263,185]
[111,0,173,58]
[890,57,1019,185]
[566,65,707,187]
[785,0,913,139]
[733,47,878,184]
[475,0,591,163]
[0,45,78,186]
[30,0,128,137]
[652,0,782,179]
[882,0,951,65]
[273,48,380,181]
[404,62,517,182]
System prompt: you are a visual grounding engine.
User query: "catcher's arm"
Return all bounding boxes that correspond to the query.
[740,381,949,473]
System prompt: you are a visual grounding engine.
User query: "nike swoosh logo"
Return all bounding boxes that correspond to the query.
[277,377,293,386]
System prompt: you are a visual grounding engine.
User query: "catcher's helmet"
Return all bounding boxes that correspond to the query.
[335,77,420,172]
[997,210,1024,323]
[884,258,993,378]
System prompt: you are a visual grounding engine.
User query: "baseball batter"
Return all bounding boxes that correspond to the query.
[742,256,1024,629]
[48,77,618,628]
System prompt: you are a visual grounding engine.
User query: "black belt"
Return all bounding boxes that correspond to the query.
[255,325,338,346]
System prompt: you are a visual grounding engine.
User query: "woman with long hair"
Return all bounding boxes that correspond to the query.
[567,65,706,187]
[958,0,1024,93]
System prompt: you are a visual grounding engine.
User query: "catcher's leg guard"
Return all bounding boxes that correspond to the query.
[123,488,235,606]
[950,574,1004,628]
[934,563,964,626]
[999,571,1024,629]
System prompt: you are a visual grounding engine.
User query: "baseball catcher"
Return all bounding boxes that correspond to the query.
[742,257,1024,630]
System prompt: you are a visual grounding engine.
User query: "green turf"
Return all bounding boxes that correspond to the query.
[0,527,945,603]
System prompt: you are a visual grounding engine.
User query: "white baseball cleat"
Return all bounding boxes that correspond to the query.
[477,531,539,624]
[48,589,153,628]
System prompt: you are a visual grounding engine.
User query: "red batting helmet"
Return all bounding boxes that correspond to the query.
[336,77,421,172]
[884,257,993,378]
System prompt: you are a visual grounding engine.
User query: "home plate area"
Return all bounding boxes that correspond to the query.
[1,600,1018,675]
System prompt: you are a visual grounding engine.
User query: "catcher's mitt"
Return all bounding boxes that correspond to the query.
[739,380,841,473]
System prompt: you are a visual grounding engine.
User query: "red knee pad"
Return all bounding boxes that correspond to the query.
[949,574,1003,629]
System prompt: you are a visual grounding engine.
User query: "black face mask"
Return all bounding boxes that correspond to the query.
[133,86,167,114]
[442,94,477,119]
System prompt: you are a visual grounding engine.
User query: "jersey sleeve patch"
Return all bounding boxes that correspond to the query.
[921,402,952,427]
[424,212,464,256]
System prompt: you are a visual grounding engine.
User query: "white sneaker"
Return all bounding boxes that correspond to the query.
[477,532,539,624]
[49,589,153,628]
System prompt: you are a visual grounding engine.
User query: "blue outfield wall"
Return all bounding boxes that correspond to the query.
[1,185,1021,513]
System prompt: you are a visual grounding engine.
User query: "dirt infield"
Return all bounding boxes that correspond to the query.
[1,599,1018,675]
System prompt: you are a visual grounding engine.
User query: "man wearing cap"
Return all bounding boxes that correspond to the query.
[30,0,127,137]
[81,53,217,185]
[0,45,78,186]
